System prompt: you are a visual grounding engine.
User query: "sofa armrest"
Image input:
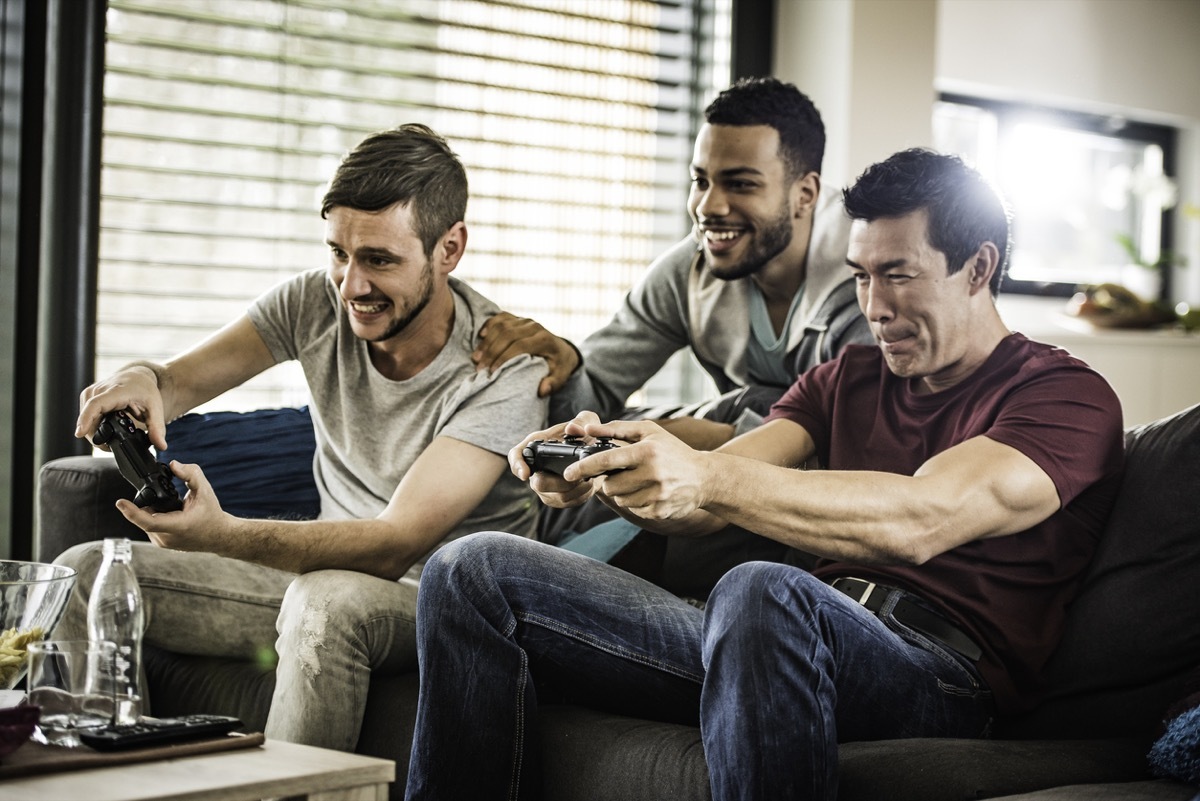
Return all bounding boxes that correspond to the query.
[36,455,149,561]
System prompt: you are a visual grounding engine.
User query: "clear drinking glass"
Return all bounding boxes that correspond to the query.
[26,640,116,747]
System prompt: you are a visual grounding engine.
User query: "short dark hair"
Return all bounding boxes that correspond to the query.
[842,148,1012,296]
[703,76,825,181]
[321,124,468,257]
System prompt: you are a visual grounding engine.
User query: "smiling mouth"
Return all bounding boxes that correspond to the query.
[700,227,747,253]
[349,300,389,315]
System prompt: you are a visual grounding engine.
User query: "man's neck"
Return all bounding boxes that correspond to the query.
[751,217,814,336]
[368,287,456,381]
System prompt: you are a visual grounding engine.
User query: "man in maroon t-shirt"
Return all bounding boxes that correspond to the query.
[404,149,1125,801]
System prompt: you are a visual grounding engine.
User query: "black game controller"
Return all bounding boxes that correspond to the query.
[522,436,618,475]
[92,410,183,512]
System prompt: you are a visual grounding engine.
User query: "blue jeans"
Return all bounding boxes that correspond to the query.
[405,532,993,801]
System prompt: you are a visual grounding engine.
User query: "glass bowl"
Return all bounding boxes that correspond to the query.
[0,561,77,690]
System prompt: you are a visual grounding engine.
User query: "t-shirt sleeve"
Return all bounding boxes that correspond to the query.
[439,353,549,457]
[763,357,841,458]
[246,270,324,363]
[982,359,1123,507]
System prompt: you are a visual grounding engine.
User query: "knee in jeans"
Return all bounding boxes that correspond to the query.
[707,562,822,640]
[422,531,522,588]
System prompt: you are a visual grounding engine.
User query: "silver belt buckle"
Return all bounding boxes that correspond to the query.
[856,580,877,606]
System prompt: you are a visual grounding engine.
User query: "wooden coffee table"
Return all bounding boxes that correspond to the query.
[0,737,395,801]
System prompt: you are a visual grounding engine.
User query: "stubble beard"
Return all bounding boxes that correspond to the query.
[706,204,795,282]
[367,262,435,343]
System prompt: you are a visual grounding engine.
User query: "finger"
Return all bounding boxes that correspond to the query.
[145,397,169,452]
[473,313,523,367]
[115,499,157,531]
[582,418,660,443]
[168,460,204,489]
[563,411,602,438]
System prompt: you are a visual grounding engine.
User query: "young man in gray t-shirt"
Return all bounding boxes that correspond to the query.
[56,125,547,753]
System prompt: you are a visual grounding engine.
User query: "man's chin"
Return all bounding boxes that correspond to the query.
[706,254,763,282]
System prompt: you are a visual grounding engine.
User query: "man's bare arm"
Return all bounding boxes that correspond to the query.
[117,436,510,580]
[569,418,1060,565]
[77,316,276,451]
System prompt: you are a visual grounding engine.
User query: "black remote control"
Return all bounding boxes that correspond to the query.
[522,436,618,475]
[92,410,184,512]
[78,714,243,752]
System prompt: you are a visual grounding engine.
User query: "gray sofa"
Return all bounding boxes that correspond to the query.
[35,402,1200,801]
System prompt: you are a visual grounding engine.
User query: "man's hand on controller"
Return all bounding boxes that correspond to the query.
[77,365,169,452]
[509,413,607,509]
[473,312,580,397]
[562,418,711,523]
[115,461,231,552]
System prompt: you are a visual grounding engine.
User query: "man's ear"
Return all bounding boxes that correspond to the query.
[965,241,999,295]
[791,171,821,218]
[436,221,468,273]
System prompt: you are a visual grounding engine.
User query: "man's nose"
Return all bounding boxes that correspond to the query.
[862,281,894,323]
[695,185,729,219]
[339,259,372,298]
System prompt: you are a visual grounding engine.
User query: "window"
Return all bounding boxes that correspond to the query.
[99,0,731,411]
[933,94,1178,301]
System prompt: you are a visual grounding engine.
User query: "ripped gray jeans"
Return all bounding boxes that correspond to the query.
[53,541,418,751]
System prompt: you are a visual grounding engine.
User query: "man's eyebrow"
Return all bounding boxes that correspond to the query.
[325,242,400,260]
[846,258,909,271]
[689,165,766,178]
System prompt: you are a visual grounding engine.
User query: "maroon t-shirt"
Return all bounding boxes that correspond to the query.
[765,334,1124,714]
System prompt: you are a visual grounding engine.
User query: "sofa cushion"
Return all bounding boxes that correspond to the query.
[162,407,320,520]
[1004,402,1200,741]
[988,780,1199,800]
[538,705,1152,801]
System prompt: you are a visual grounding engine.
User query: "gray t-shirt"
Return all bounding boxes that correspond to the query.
[247,270,548,570]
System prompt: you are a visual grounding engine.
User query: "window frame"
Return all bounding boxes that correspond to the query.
[936,92,1179,301]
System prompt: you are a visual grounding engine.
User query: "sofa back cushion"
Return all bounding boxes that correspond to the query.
[1003,402,1200,741]
[163,407,320,520]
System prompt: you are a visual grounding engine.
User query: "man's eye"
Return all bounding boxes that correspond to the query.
[690,176,708,189]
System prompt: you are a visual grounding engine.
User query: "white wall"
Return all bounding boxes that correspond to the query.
[936,0,1200,306]
[773,0,1200,305]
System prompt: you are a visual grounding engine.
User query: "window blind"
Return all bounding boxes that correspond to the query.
[98,0,730,411]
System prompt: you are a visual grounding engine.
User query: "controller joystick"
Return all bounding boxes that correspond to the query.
[522,435,618,476]
[93,410,183,513]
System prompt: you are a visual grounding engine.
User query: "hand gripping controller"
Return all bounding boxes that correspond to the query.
[92,410,183,512]
[522,436,617,475]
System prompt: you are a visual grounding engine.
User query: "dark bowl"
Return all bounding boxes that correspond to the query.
[0,704,40,758]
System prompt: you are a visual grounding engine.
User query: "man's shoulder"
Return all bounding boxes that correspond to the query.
[447,276,502,335]
[1000,332,1098,373]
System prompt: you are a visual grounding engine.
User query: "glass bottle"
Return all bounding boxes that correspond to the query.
[87,538,144,725]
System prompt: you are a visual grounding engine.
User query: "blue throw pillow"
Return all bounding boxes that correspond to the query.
[1149,699,1200,786]
[160,407,320,520]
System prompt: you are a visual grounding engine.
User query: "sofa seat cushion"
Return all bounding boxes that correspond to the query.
[537,705,1152,801]
[988,779,1199,800]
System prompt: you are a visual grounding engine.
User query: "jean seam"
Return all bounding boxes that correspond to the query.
[137,578,283,609]
[516,611,705,684]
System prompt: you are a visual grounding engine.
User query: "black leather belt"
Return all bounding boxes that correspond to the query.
[830,577,982,662]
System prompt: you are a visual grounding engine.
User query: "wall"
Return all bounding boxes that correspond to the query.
[935,0,1200,307]
[773,0,1200,306]
[772,0,1200,420]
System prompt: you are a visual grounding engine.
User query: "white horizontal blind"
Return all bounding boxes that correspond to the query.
[98,0,730,412]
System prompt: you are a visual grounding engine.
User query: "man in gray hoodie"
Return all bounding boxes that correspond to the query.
[476,78,870,581]
[474,77,870,451]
